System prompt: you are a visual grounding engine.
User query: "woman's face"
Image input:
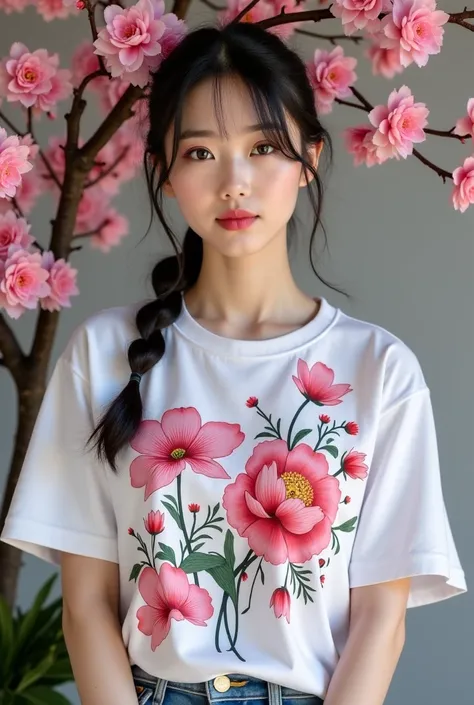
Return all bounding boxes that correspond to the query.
[163,76,322,259]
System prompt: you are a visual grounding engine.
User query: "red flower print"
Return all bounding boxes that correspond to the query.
[320,575,326,586]
[241,572,248,581]
[144,510,165,535]
[343,449,368,480]
[128,527,135,535]
[137,564,214,650]
[246,396,259,408]
[319,558,325,568]
[344,421,359,436]
[223,440,341,565]
[319,414,331,424]
[343,495,351,504]
[130,407,244,499]
[188,503,200,513]
[293,360,352,406]
[270,587,291,623]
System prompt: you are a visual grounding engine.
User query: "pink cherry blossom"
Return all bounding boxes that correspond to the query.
[292,359,352,405]
[36,0,78,21]
[0,246,50,319]
[331,0,391,36]
[306,46,357,115]
[454,98,474,141]
[369,85,429,160]
[0,128,33,199]
[33,68,73,118]
[0,0,31,13]
[452,155,474,213]
[366,37,405,78]
[0,169,43,216]
[90,209,129,252]
[0,43,58,109]
[137,564,214,650]
[344,125,383,167]
[40,251,79,312]
[0,211,34,259]
[40,136,66,189]
[270,587,291,623]
[219,0,305,38]
[223,440,341,565]
[130,407,244,499]
[94,0,166,87]
[342,449,368,479]
[75,188,111,232]
[382,0,449,68]
[159,11,188,56]
[71,41,106,91]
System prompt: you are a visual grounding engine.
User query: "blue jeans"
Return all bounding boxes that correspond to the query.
[132,666,324,705]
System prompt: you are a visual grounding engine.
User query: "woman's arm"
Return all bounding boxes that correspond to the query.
[324,578,411,705]
[61,553,139,705]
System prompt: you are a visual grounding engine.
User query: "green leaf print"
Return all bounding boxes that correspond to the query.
[224,530,235,570]
[289,563,316,604]
[180,552,225,573]
[255,432,277,439]
[333,516,358,532]
[321,445,339,458]
[161,501,183,530]
[129,563,142,581]
[291,428,313,446]
[208,561,238,606]
[155,543,177,566]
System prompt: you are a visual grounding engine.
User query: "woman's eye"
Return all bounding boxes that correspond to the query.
[185,143,276,160]
[186,148,212,160]
[252,143,275,156]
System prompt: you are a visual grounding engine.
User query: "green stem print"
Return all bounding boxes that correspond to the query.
[177,473,199,585]
[254,405,283,441]
[313,419,345,455]
[287,399,311,449]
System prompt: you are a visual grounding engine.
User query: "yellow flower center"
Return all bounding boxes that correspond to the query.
[17,275,26,287]
[243,12,253,22]
[281,471,314,507]
[24,69,37,83]
[170,448,186,460]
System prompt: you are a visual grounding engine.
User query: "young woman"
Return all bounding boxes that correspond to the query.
[1,20,466,705]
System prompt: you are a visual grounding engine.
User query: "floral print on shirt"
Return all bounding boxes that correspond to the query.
[127,359,369,660]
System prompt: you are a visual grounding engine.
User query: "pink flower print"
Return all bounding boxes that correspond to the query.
[130,407,244,499]
[452,155,474,213]
[331,0,391,36]
[343,125,382,168]
[93,0,166,87]
[188,503,200,513]
[382,0,449,68]
[39,251,79,312]
[369,85,429,160]
[454,99,474,142]
[223,440,341,565]
[343,449,368,480]
[137,564,214,650]
[270,587,291,623]
[0,211,33,259]
[319,414,331,424]
[0,128,33,200]
[144,510,165,535]
[1,43,59,109]
[343,495,351,504]
[344,421,359,435]
[293,360,352,406]
[318,558,325,567]
[0,247,50,319]
[306,46,357,115]
[246,396,258,408]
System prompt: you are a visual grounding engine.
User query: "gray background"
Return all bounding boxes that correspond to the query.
[0,1,472,703]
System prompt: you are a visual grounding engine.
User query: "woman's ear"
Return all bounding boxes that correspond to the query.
[162,180,175,198]
[299,141,324,187]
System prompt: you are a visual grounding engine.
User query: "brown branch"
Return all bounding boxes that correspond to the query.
[412,148,452,182]
[448,8,474,31]
[84,145,129,188]
[87,0,107,74]
[0,110,21,136]
[257,7,333,30]
[295,28,364,44]
[0,313,25,382]
[72,217,110,239]
[11,197,25,219]
[425,127,469,141]
[233,0,262,22]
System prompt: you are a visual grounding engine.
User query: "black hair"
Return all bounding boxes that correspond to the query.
[89,19,344,471]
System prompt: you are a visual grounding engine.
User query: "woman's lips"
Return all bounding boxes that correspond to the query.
[216,216,259,231]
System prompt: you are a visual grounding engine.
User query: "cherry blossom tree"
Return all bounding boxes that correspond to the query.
[0,0,473,608]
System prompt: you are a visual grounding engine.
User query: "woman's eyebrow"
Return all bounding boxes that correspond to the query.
[178,122,278,140]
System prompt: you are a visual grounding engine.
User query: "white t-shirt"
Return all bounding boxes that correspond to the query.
[1,296,466,698]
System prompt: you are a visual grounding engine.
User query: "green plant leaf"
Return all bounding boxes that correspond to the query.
[16,576,57,654]
[0,595,14,684]
[16,652,56,693]
[254,432,276,439]
[322,445,339,459]
[223,531,235,570]
[155,543,177,566]
[39,659,74,685]
[180,553,225,573]
[20,686,72,705]
[291,428,312,446]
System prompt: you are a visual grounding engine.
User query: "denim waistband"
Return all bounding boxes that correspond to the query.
[131,666,324,705]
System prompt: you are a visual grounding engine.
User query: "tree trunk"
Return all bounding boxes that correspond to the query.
[0,373,49,608]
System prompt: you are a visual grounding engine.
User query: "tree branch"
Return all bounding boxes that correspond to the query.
[0,313,25,381]
[84,145,129,188]
[295,28,364,44]
[72,217,110,239]
[448,9,474,31]
[257,7,333,30]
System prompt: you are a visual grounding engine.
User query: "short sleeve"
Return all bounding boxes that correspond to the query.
[349,388,467,607]
[1,357,118,566]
